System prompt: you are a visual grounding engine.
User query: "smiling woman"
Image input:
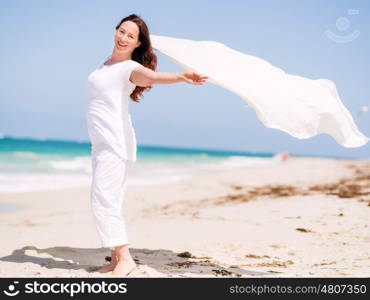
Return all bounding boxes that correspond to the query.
[116,28,137,47]
[85,13,208,278]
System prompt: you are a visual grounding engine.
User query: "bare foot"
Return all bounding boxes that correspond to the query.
[96,251,118,273]
[112,258,137,277]
[96,263,116,273]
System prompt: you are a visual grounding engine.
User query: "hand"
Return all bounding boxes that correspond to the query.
[180,72,209,85]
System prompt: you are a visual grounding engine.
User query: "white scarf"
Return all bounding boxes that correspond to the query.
[150,34,369,148]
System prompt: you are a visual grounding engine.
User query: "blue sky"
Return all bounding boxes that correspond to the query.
[0,0,369,158]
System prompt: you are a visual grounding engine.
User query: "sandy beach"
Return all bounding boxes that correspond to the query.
[0,156,369,278]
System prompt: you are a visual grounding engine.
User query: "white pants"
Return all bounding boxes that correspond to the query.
[90,144,132,248]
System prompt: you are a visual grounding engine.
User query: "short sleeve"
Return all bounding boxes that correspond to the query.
[124,60,142,90]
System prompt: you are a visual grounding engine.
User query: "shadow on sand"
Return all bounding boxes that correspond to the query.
[0,246,268,277]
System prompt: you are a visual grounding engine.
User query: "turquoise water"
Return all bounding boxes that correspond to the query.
[0,135,344,193]
[0,136,277,173]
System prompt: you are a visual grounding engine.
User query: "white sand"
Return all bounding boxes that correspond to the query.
[0,157,369,277]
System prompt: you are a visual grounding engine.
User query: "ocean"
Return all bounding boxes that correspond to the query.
[0,135,305,194]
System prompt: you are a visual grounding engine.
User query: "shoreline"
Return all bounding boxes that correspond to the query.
[0,153,367,195]
[0,155,366,196]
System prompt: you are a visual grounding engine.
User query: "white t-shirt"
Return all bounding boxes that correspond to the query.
[85,56,142,162]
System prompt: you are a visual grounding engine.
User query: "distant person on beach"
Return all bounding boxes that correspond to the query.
[85,14,208,277]
[273,151,290,162]
[281,151,289,161]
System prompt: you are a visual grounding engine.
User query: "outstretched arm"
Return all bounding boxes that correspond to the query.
[130,65,208,87]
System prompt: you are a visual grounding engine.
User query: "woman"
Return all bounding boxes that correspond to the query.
[85,13,208,277]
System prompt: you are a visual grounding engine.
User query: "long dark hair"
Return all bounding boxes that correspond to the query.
[115,14,157,103]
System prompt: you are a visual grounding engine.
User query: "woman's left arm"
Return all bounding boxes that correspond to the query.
[130,66,208,87]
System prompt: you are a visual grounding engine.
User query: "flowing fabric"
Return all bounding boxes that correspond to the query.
[150,34,369,148]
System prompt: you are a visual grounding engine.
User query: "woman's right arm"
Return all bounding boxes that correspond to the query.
[130,66,208,87]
